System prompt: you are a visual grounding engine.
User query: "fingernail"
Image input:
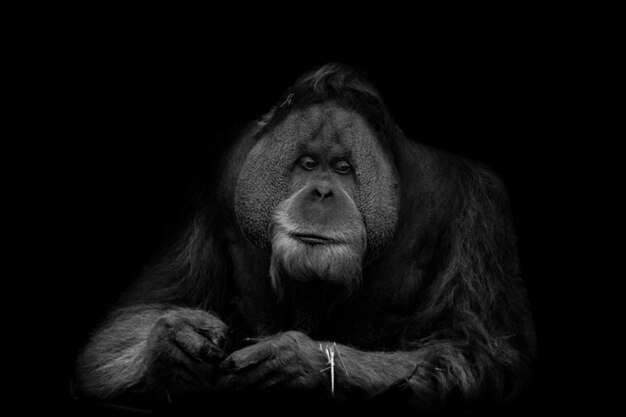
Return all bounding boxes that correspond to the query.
[243,337,260,345]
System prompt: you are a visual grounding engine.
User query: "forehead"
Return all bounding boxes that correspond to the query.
[269,103,377,150]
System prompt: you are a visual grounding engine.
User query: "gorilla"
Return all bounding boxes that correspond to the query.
[74,63,536,413]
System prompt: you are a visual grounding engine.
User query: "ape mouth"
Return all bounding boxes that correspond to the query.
[290,233,338,245]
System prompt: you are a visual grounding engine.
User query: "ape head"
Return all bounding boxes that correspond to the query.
[234,65,399,295]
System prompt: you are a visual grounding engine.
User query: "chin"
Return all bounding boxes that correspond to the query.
[269,231,364,294]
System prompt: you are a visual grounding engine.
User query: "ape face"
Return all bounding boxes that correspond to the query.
[235,103,398,291]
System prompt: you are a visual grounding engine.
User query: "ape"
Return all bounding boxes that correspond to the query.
[75,64,536,413]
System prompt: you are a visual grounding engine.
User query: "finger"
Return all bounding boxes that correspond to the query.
[173,311,228,347]
[255,371,288,390]
[216,364,281,391]
[215,373,246,392]
[195,322,229,347]
[220,342,274,373]
[149,339,216,390]
[173,326,225,363]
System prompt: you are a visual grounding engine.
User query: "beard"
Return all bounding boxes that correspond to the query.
[268,205,367,336]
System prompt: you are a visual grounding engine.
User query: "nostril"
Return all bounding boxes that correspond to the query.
[314,186,333,200]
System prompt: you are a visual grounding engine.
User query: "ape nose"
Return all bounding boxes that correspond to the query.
[313,183,333,200]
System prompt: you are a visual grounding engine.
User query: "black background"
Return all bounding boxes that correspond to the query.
[63,16,594,415]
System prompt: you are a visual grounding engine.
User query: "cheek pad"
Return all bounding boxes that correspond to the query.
[353,142,399,259]
[234,135,295,250]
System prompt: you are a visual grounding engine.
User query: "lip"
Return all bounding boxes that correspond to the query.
[290,233,337,245]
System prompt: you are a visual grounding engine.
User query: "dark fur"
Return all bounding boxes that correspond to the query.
[75,63,536,413]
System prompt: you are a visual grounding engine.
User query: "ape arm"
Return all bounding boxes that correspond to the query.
[75,304,229,403]
[218,328,529,409]
[75,305,170,399]
[327,336,529,408]
[343,163,536,407]
[75,304,229,402]
[75,212,233,402]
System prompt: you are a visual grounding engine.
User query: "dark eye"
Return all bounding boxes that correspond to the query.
[335,160,352,175]
[300,156,318,171]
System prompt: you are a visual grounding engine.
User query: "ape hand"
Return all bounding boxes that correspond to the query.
[217,331,327,392]
[144,308,229,395]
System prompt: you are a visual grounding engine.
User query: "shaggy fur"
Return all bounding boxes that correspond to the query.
[75,63,536,413]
